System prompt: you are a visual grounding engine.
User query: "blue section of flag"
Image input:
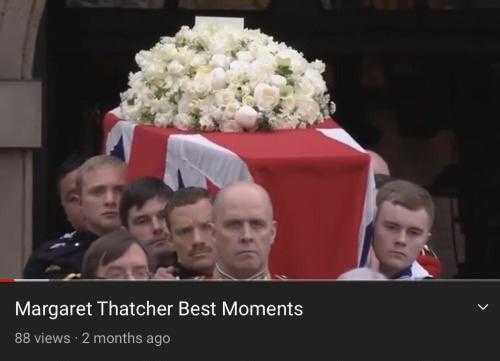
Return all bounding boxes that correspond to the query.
[110,136,125,161]
[359,222,373,266]
[177,169,185,189]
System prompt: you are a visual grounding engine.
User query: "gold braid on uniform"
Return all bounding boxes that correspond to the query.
[215,263,268,280]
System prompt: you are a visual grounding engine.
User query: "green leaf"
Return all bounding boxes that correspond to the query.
[276,65,293,77]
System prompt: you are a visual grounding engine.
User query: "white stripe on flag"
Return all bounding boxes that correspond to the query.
[164,134,253,190]
[110,107,123,118]
[105,120,137,163]
[316,128,365,153]
[317,128,376,265]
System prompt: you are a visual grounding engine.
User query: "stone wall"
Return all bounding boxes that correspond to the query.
[0,0,45,277]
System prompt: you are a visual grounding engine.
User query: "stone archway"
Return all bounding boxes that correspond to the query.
[0,0,46,277]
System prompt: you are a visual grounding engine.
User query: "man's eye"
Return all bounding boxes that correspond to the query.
[105,271,126,279]
[200,223,212,231]
[385,224,398,231]
[250,220,265,229]
[90,187,105,196]
[176,228,192,236]
[225,220,241,229]
[134,217,149,225]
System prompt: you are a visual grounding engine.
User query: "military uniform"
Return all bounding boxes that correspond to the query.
[172,262,213,280]
[23,231,99,279]
[212,264,287,280]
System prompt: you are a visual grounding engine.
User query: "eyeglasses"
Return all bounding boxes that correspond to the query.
[99,269,151,280]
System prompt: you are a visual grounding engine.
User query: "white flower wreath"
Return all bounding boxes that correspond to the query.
[120,23,335,132]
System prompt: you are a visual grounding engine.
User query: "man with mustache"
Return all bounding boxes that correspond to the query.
[24,155,127,278]
[165,187,215,279]
[120,177,176,269]
[212,181,278,280]
[372,179,435,280]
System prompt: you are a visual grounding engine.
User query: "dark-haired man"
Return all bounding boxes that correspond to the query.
[165,187,215,279]
[120,177,175,268]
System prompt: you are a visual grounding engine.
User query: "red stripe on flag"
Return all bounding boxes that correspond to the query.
[206,177,220,195]
[0,278,15,283]
[205,127,369,279]
[127,125,185,182]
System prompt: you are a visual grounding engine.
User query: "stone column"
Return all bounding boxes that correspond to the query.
[0,0,45,277]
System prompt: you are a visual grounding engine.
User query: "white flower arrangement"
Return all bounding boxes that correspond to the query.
[120,23,335,132]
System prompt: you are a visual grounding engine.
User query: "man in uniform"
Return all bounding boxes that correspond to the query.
[119,177,175,269]
[23,155,127,279]
[371,179,435,280]
[212,181,280,280]
[164,187,215,279]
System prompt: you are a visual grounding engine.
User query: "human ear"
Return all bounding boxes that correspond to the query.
[270,220,277,244]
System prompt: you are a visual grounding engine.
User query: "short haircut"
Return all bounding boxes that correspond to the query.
[56,154,87,194]
[119,177,174,227]
[376,179,435,226]
[81,229,150,279]
[374,174,396,189]
[165,187,212,228]
[76,155,126,193]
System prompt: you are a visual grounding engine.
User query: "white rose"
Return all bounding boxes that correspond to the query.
[296,99,320,124]
[167,60,184,75]
[158,43,178,61]
[135,50,150,68]
[220,119,243,133]
[270,74,287,88]
[235,105,258,130]
[199,115,216,131]
[281,97,296,113]
[174,113,192,131]
[304,69,327,94]
[311,60,326,73]
[295,79,315,98]
[237,51,254,63]
[215,89,236,107]
[190,54,206,68]
[210,54,229,68]
[178,93,193,114]
[154,112,173,127]
[254,83,280,111]
[229,60,250,73]
[120,98,142,122]
[211,67,226,90]
[225,101,240,115]
[276,52,292,68]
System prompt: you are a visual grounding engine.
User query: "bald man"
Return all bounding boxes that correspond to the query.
[212,181,277,280]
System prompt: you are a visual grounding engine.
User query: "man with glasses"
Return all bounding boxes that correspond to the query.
[81,229,151,280]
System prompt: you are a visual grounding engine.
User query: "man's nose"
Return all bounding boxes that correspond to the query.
[395,231,407,246]
[193,227,203,244]
[240,223,254,243]
[104,189,117,205]
[152,217,163,233]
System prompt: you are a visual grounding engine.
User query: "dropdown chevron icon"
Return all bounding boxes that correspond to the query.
[478,304,489,311]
